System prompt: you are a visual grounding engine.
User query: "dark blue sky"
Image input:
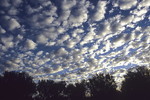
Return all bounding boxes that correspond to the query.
[0,0,150,82]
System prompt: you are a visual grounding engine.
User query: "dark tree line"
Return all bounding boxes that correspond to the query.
[121,66,150,100]
[0,71,36,100]
[0,66,150,100]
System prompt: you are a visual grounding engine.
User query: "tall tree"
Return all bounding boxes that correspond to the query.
[36,80,66,100]
[121,66,150,100]
[0,71,36,100]
[87,74,118,100]
[65,80,87,100]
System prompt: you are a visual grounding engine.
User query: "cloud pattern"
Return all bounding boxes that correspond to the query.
[0,0,150,82]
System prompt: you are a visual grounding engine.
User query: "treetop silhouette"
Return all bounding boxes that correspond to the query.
[36,80,67,100]
[0,66,150,100]
[0,71,36,100]
[87,73,118,100]
[121,66,150,100]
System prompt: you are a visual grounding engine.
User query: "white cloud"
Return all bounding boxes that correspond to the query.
[57,34,70,45]
[112,69,127,88]
[5,60,20,69]
[16,34,23,40]
[42,17,54,25]
[53,65,63,73]
[105,15,126,34]
[66,39,78,48]
[112,34,126,47]
[0,0,150,82]
[44,4,57,16]
[8,18,21,31]
[58,10,71,21]
[56,47,68,56]
[61,0,76,10]
[25,5,43,15]
[1,36,14,50]
[36,51,44,56]
[71,49,84,62]
[72,28,84,37]
[0,26,6,34]
[111,22,125,33]
[138,0,150,8]
[130,7,148,23]
[120,15,134,26]
[57,27,65,34]
[61,0,89,27]
[132,7,148,17]
[92,1,107,21]
[46,41,56,46]
[0,16,21,31]
[43,27,59,40]
[101,40,112,53]
[143,26,150,34]
[89,44,99,53]
[68,7,88,27]
[96,21,111,38]
[144,36,150,44]
[80,26,96,45]
[24,39,37,50]
[36,34,48,44]
[118,0,137,10]
[87,58,98,66]
[82,46,90,54]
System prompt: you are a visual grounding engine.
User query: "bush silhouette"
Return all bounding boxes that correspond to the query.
[0,71,36,100]
[121,66,150,100]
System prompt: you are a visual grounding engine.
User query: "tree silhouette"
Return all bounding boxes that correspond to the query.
[87,74,118,100]
[4,66,150,100]
[0,71,36,100]
[65,80,87,100]
[36,80,66,100]
[121,66,150,100]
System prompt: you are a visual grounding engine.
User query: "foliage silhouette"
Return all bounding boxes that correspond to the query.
[121,66,150,100]
[35,80,66,100]
[87,74,119,100]
[1,66,150,100]
[0,71,36,100]
[65,80,87,100]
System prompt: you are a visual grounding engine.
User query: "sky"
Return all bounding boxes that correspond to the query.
[0,0,150,83]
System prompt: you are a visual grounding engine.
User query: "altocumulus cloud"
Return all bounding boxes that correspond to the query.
[0,0,150,82]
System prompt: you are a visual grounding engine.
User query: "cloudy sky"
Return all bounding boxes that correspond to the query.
[0,0,150,82]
